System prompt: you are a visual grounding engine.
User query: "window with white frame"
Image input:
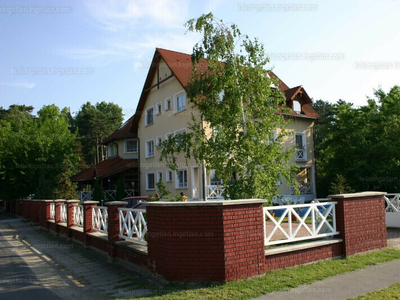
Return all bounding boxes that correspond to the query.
[166,170,173,182]
[156,102,162,115]
[156,136,162,148]
[293,100,301,114]
[295,133,306,149]
[157,171,163,182]
[174,129,186,146]
[176,169,188,188]
[174,91,186,113]
[108,143,117,157]
[145,107,154,126]
[125,139,138,153]
[146,140,154,158]
[146,173,155,190]
[165,132,172,141]
[165,97,171,111]
[209,169,222,185]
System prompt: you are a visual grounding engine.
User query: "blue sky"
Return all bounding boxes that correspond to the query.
[1,0,400,120]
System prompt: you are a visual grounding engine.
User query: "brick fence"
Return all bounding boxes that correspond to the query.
[15,191,387,282]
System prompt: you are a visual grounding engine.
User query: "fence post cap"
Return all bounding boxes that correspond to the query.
[82,201,99,205]
[329,191,387,199]
[66,200,81,203]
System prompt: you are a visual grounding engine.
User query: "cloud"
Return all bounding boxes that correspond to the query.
[0,82,36,89]
[83,0,190,31]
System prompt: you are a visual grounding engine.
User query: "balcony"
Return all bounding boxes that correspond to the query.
[295,148,307,162]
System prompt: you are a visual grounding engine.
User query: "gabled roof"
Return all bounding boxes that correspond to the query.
[131,48,320,128]
[71,156,138,182]
[103,115,136,144]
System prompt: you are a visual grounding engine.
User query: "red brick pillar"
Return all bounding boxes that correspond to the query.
[66,200,80,240]
[83,201,98,247]
[146,199,266,282]
[39,200,53,230]
[331,192,387,256]
[106,201,127,260]
[30,200,41,224]
[16,200,22,216]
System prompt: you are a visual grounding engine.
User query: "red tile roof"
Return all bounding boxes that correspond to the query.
[131,48,320,129]
[103,115,136,144]
[71,156,138,182]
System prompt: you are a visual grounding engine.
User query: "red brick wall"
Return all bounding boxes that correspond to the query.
[147,202,265,282]
[116,245,148,267]
[222,205,266,281]
[266,242,343,270]
[71,228,85,243]
[88,235,108,253]
[335,196,387,256]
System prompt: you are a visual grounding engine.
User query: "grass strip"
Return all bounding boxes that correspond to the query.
[132,248,400,300]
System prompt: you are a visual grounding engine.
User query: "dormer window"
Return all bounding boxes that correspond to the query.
[293,100,301,114]
[125,139,138,153]
[108,143,118,157]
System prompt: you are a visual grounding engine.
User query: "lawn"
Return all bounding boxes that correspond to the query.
[350,282,400,299]
[131,248,400,300]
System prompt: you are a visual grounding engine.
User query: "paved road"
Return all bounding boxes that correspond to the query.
[0,219,156,299]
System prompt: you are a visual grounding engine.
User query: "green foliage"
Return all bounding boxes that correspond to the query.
[315,86,400,196]
[92,180,103,202]
[161,13,296,201]
[155,181,170,200]
[115,179,125,202]
[73,101,123,165]
[0,104,80,200]
[329,174,354,195]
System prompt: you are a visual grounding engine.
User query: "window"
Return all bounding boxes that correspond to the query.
[156,102,162,115]
[295,133,306,149]
[145,107,154,126]
[209,169,222,185]
[146,140,154,158]
[165,132,172,141]
[293,100,301,114]
[174,129,186,146]
[174,91,186,113]
[176,169,188,188]
[268,130,278,144]
[156,136,162,148]
[125,139,138,153]
[166,170,173,182]
[146,173,155,190]
[108,143,117,157]
[157,171,163,183]
[165,97,171,111]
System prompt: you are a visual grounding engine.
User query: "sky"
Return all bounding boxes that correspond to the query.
[1,0,400,120]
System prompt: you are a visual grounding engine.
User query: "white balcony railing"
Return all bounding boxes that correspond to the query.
[118,208,147,245]
[92,206,108,234]
[385,194,400,212]
[206,185,225,200]
[60,204,67,223]
[80,191,93,201]
[79,189,135,201]
[291,182,313,195]
[73,205,84,227]
[50,203,55,220]
[263,202,338,246]
[295,148,307,162]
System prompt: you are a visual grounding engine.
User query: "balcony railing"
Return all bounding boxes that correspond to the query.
[73,205,84,227]
[206,185,225,200]
[263,201,338,246]
[291,182,313,195]
[295,148,307,162]
[92,206,108,234]
[118,208,147,245]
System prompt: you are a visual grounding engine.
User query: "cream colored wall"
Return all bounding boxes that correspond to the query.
[106,139,139,159]
[138,62,202,198]
[277,116,315,196]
